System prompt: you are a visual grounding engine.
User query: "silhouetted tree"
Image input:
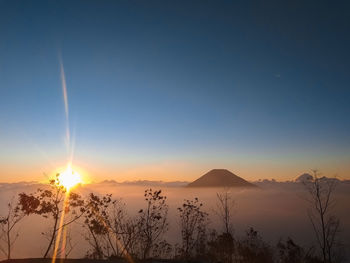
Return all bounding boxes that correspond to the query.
[18,174,84,258]
[137,189,168,259]
[83,193,113,259]
[177,198,208,260]
[0,197,26,259]
[108,199,139,258]
[83,193,143,260]
[303,170,341,263]
[215,191,235,235]
[210,191,236,263]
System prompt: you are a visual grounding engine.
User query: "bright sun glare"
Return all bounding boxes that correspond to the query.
[59,164,82,191]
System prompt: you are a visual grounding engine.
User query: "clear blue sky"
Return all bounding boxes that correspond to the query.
[0,1,349,182]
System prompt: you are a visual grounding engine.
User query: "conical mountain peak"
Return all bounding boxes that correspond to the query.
[187,169,256,188]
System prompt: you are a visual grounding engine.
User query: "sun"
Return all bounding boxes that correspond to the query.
[58,164,82,191]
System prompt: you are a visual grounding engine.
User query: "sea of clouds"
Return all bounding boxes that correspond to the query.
[0,179,349,260]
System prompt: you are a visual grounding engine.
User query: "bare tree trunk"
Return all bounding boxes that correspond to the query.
[304,170,340,263]
[43,215,59,258]
[7,220,10,260]
[89,226,103,259]
[316,183,327,263]
[106,233,117,256]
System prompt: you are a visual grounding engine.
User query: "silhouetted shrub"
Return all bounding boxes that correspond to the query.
[236,227,273,263]
[176,198,208,261]
[136,189,169,259]
[207,230,234,263]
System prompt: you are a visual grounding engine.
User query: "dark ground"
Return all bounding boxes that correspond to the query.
[0,259,186,263]
[0,259,120,263]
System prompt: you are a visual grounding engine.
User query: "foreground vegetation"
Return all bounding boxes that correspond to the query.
[0,171,345,263]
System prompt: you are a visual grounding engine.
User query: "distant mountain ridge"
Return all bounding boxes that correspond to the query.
[95,179,189,187]
[1,173,349,189]
[187,169,256,188]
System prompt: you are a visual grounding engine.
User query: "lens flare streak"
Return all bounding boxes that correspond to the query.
[52,56,134,263]
[51,194,69,263]
[59,57,70,152]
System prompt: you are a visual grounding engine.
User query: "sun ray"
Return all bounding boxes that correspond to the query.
[51,193,69,263]
[58,164,82,191]
[59,56,70,154]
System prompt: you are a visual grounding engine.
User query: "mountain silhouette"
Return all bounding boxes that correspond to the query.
[187,169,256,188]
[294,173,313,183]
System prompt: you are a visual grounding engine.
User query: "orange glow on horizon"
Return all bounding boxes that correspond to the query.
[0,160,349,183]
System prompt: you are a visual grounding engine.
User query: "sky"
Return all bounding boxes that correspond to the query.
[0,0,349,182]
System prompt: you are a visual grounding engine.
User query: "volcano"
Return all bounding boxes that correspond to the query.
[187,169,256,188]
